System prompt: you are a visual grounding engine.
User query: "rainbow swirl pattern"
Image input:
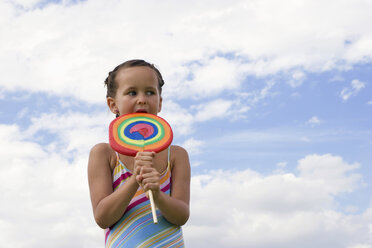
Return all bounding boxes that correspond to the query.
[109,113,173,156]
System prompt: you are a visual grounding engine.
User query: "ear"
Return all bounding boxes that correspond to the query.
[158,96,163,113]
[107,97,118,115]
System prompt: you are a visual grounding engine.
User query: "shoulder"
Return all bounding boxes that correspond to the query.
[171,145,189,160]
[170,145,190,170]
[169,145,191,195]
[89,143,117,170]
[89,143,113,160]
[171,145,188,154]
[90,142,112,154]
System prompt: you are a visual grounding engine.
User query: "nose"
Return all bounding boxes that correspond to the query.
[136,92,147,105]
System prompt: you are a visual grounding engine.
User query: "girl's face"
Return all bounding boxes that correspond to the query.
[107,66,162,116]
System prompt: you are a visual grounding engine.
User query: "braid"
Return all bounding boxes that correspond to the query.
[104,59,165,98]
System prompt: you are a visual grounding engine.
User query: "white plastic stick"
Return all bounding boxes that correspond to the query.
[148,190,158,224]
[140,144,158,224]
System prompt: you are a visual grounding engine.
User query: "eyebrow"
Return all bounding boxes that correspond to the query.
[124,86,136,91]
[123,86,157,92]
[146,86,157,90]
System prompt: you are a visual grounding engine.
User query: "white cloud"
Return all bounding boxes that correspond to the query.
[297,154,362,194]
[161,100,194,135]
[341,79,366,101]
[0,117,371,248]
[348,244,372,248]
[330,75,345,82]
[183,57,247,98]
[16,107,29,119]
[345,34,372,63]
[184,154,370,248]
[288,70,306,88]
[181,137,205,155]
[163,98,246,134]
[25,111,110,157]
[301,136,311,142]
[0,124,102,247]
[12,0,43,9]
[307,116,322,125]
[193,99,233,122]
[277,161,287,168]
[274,161,288,174]
[238,80,276,106]
[352,79,367,91]
[1,0,372,103]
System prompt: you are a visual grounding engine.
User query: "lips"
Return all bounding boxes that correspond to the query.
[135,109,148,113]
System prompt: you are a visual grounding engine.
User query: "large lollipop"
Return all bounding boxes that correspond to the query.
[109,113,173,224]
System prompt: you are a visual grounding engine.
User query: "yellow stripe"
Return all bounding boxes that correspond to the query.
[117,117,163,146]
[138,226,179,247]
[107,205,151,245]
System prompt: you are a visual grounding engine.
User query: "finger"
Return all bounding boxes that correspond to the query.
[135,152,155,160]
[141,174,160,184]
[143,182,160,192]
[140,166,158,175]
[136,161,153,168]
[136,174,143,181]
[141,173,160,186]
[133,162,144,176]
[135,158,154,170]
[136,151,154,156]
[140,166,154,172]
[136,157,154,163]
[135,158,154,168]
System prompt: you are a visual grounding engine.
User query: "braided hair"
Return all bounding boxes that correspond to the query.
[104,59,165,98]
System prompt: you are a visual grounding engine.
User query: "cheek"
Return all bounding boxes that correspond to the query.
[118,99,130,109]
[157,97,162,111]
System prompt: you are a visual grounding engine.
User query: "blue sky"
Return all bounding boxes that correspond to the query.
[1,0,372,247]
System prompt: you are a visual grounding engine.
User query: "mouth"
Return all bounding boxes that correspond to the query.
[135,109,148,113]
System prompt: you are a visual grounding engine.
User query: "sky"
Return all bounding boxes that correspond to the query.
[0,0,372,247]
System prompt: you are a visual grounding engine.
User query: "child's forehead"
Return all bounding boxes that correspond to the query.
[116,66,158,86]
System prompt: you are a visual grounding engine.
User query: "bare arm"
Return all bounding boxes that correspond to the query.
[87,143,139,229]
[140,146,191,226]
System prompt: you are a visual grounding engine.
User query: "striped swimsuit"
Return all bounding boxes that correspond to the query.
[105,148,185,247]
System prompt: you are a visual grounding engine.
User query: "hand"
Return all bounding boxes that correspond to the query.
[133,151,155,179]
[133,152,160,197]
[139,166,161,198]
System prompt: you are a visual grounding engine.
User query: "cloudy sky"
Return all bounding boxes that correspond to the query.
[1,0,372,247]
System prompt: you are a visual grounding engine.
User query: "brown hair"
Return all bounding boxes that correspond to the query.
[104,59,165,98]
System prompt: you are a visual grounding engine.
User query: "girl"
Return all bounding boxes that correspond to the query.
[88,60,190,247]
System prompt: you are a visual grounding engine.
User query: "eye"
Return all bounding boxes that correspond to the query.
[146,90,155,96]
[128,91,136,96]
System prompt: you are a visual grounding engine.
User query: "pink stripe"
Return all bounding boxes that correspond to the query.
[126,196,148,213]
[105,229,111,245]
[113,172,132,188]
[125,182,170,213]
[161,183,170,193]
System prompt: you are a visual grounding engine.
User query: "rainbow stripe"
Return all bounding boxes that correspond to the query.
[104,153,185,247]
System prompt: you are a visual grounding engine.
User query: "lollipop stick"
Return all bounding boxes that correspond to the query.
[140,145,158,224]
[148,190,158,224]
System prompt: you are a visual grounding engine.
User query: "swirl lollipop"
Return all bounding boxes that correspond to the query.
[109,113,173,223]
[109,113,173,156]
